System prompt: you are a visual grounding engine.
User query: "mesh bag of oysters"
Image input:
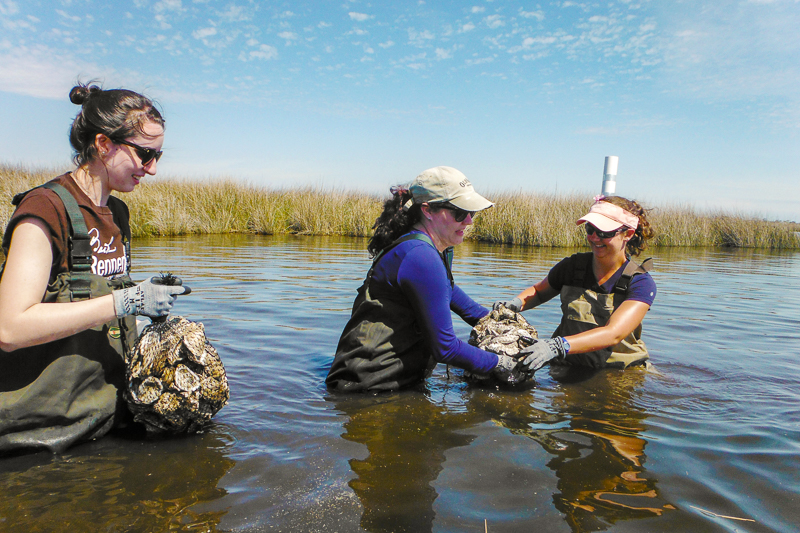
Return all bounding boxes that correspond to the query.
[466,303,538,385]
[125,275,229,434]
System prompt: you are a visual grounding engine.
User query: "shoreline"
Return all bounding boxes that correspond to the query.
[2,164,798,249]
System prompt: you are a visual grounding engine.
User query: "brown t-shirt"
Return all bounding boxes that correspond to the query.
[3,173,129,284]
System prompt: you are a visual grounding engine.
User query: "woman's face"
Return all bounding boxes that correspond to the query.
[423,204,474,250]
[585,222,633,259]
[99,121,164,193]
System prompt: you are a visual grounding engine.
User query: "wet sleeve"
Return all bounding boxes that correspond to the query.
[450,284,489,327]
[397,246,498,374]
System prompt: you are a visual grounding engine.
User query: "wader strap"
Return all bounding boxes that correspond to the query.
[367,233,454,287]
[41,183,94,299]
[613,257,653,295]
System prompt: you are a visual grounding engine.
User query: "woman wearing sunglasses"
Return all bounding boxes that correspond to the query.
[327,166,527,392]
[0,83,186,454]
[496,195,656,374]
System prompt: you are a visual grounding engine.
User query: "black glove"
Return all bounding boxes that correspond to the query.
[519,337,568,373]
[492,297,523,313]
[490,354,528,385]
[112,276,188,318]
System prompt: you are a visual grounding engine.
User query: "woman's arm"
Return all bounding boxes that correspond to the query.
[450,284,488,326]
[397,246,497,373]
[0,218,117,352]
[562,299,650,354]
[515,277,559,311]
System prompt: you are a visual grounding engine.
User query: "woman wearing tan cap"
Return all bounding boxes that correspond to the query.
[326,166,527,391]
[496,195,656,373]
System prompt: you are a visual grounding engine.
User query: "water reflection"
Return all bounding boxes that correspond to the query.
[0,430,235,532]
[542,368,674,530]
[331,366,674,533]
[331,390,482,533]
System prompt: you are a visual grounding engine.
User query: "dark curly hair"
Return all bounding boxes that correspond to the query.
[367,186,424,257]
[599,196,654,256]
[68,82,164,167]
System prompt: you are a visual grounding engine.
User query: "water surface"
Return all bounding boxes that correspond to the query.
[1,235,798,532]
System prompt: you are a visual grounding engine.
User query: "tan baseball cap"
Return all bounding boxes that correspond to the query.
[410,166,494,211]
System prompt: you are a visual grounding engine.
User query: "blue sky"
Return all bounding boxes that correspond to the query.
[1,0,798,221]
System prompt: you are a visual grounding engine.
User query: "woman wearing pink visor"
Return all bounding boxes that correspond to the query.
[495,196,656,373]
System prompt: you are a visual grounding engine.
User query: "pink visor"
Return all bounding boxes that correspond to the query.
[577,200,639,231]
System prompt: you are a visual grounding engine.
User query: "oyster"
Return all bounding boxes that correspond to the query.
[469,304,538,357]
[125,316,229,434]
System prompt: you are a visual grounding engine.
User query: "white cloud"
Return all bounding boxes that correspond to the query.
[278,31,298,40]
[379,40,394,48]
[192,26,216,39]
[219,4,250,22]
[465,56,494,65]
[471,6,485,13]
[349,12,370,21]
[435,47,452,59]
[0,44,112,99]
[484,15,504,29]
[408,28,435,46]
[508,34,558,54]
[459,22,475,33]
[242,43,278,60]
[56,10,81,22]
[154,0,182,12]
[519,9,545,21]
[155,14,171,30]
[318,21,332,28]
[1,8,36,30]
[0,1,19,16]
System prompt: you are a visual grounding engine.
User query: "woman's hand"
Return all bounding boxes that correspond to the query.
[490,354,529,385]
[492,297,522,313]
[519,337,568,373]
[112,277,188,318]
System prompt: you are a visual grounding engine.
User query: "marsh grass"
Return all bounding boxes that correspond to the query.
[2,164,798,249]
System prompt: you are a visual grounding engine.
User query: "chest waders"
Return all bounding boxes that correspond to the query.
[0,182,138,454]
[326,234,454,392]
[552,254,653,369]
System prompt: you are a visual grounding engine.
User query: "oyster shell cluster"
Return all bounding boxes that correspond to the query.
[469,304,538,357]
[125,316,229,434]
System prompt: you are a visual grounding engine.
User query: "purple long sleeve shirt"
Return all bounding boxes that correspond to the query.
[370,231,498,374]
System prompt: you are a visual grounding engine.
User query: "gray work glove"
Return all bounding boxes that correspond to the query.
[519,337,568,373]
[112,276,188,318]
[492,297,523,313]
[489,354,528,386]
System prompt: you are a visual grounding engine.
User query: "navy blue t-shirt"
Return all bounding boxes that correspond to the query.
[371,231,497,373]
[547,253,656,306]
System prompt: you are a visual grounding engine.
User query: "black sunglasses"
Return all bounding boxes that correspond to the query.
[436,202,476,223]
[585,223,626,239]
[114,139,163,165]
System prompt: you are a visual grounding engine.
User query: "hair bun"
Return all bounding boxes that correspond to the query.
[69,84,101,105]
